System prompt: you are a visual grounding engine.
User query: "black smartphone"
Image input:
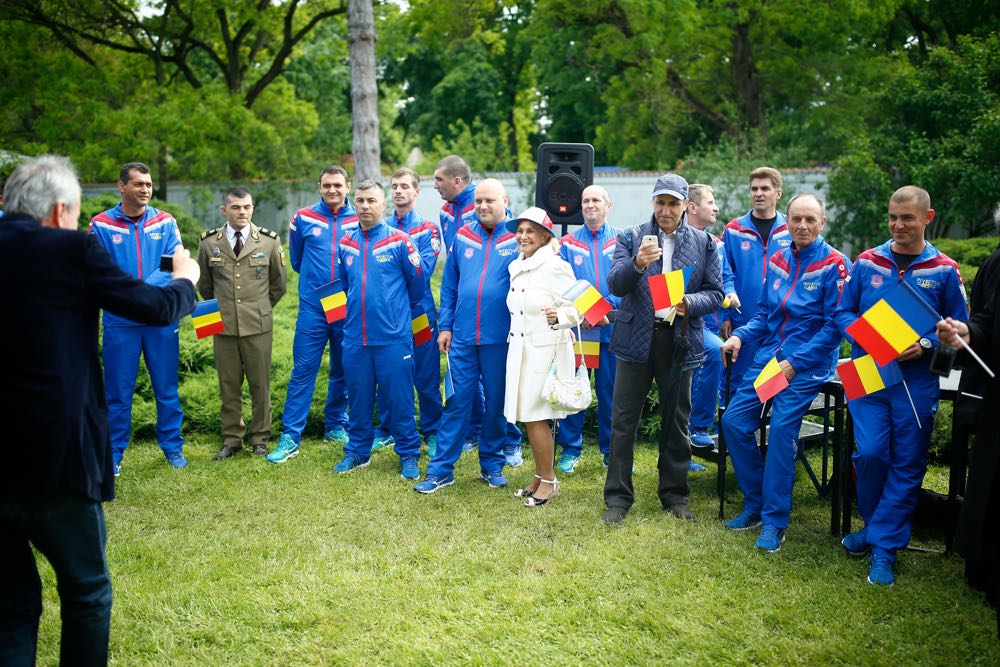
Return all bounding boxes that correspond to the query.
[159,255,174,272]
[929,344,957,377]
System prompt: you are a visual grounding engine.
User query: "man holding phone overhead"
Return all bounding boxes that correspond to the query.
[602,173,723,525]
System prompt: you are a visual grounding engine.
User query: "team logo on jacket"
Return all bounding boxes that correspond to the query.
[916,278,940,290]
[497,248,515,257]
[741,241,751,251]
[464,248,474,259]
[409,250,421,267]
[802,281,820,292]
[346,256,354,267]
[149,232,163,240]
[431,237,441,253]
[312,228,322,237]
[777,239,791,247]
[574,255,583,265]
[376,255,392,263]
[773,278,782,291]
[870,274,883,288]
[112,234,123,244]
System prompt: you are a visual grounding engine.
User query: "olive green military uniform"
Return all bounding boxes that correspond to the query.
[197,224,286,452]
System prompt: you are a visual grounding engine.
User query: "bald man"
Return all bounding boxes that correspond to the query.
[415,179,519,493]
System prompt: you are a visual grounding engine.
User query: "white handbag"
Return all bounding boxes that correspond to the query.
[542,324,592,412]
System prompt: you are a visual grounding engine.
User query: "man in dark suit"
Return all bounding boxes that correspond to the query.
[0,156,199,666]
[602,173,723,525]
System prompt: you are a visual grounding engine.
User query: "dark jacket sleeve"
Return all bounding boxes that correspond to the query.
[683,231,724,319]
[84,234,196,325]
[607,227,643,297]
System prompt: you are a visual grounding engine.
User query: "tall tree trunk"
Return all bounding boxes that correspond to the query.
[348,0,380,182]
[730,15,767,145]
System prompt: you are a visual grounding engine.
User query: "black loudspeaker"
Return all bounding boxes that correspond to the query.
[534,142,594,234]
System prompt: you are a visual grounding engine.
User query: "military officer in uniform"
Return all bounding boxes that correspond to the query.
[197,187,287,458]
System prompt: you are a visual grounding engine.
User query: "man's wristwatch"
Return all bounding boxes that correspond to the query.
[918,337,932,353]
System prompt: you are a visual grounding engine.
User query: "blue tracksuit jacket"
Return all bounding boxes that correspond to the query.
[833,239,968,559]
[439,183,476,252]
[289,201,359,307]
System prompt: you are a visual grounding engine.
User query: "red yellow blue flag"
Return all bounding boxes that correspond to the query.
[846,282,940,366]
[192,299,224,339]
[316,280,346,324]
[575,326,601,369]
[838,355,903,401]
[753,357,789,402]
[562,279,612,326]
[648,266,693,311]
[412,311,432,346]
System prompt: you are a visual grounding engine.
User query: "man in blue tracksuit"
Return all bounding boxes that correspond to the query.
[332,180,425,478]
[414,179,519,493]
[372,168,444,455]
[554,184,620,473]
[89,162,186,474]
[434,154,489,451]
[720,194,851,553]
[721,168,790,400]
[834,186,968,586]
[685,184,725,451]
[268,166,358,463]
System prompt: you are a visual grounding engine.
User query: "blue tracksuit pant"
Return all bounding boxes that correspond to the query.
[281,303,348,441]
[556,342,615,457]
[690,328,723,431]
[721,360,826,529]
[103,323,183,462]
[850,374,938,562]
[427,342,508,477]
[375,324,444,439]
[343,340,421,459]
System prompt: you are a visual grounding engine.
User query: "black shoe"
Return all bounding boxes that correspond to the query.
[213,444,243,460]
[603,506,629,525]
[251,443,268,456]
[665,503,695,522]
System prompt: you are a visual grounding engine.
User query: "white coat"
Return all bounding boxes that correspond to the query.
[504,243,584,423]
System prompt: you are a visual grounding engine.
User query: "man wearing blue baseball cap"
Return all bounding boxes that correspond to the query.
[602,173,724,525]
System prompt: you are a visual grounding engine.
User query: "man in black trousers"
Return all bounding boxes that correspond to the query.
[0,156,199,666]
[603,173,723,525]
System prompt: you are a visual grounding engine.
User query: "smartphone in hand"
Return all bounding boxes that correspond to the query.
[159,255,174,272]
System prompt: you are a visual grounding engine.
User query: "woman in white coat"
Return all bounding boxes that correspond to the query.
[504,207,584,507]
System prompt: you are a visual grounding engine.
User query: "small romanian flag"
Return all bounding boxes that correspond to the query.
[192,299,224,339]
[563,279,612,326]
[846,282,940,366]
[648,266,693,311]
[575,327,601,369]
[412,312,432,346]
[316,280,346,323]
[838,355,903,401]
[444,354,456,400]
[753,357,789,403]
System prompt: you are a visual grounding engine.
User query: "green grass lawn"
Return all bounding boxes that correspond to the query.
[39,253,997,664]
[32,441,1000,665]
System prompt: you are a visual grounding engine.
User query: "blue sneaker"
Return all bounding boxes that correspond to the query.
[462,435,479,453]
[755,525,786,553]
[867,554,895,586]
[266,434,300,464]
[425,435,437,459]
[556,453,580,474]
[688,460,707,472]
[323,427,349,444]
[690,429,714,448]
[725,509,762,531]
[400,455,420,480]
[334,453,370,473]
[481,470,508,488]
[372,435,395,453]
[504,443,523,468]
[841,527,870,557]
[414,473,455,494]
[165,451,188,468]
[113,462,122,477]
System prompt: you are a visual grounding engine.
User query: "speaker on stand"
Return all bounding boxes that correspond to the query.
[534,142,595,237]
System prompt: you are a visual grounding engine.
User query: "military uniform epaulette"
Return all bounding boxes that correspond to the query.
[201,228,220,240]
[259,227,278,239]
